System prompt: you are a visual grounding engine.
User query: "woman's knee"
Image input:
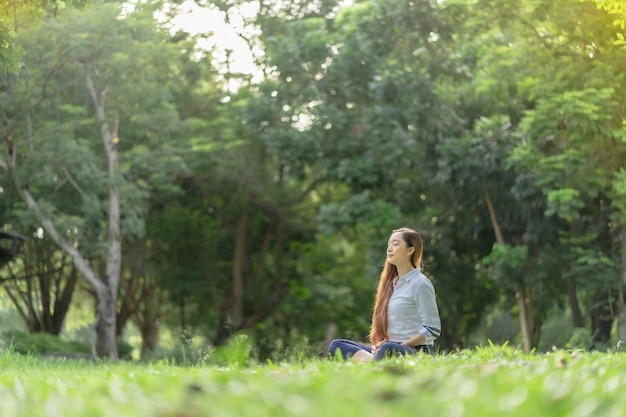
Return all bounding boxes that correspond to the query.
[375,342,398,357]
[374,342,413,360]
[328,339,346,357]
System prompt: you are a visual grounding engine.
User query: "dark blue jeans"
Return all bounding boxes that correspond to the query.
[328,339,433,361]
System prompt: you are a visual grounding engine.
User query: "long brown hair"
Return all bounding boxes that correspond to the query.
[369,227,423,344]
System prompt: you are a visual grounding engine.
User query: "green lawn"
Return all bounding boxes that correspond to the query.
[1,346,625,417]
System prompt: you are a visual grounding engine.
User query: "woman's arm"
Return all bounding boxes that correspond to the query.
[404,279,441,346]
[400,333,427,347]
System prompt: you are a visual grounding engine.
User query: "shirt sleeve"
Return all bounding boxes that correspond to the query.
[414,279,441,343]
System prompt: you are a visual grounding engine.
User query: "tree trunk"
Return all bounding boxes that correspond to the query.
[134,278,165,359]
[566,274,585,328]
[591,290,614,349]
[179,296,187,332]
[49,265,78,335]
[618,225,626,343]
[516,285,532,353]
[323,322,338,355]
[87,74,121,360]
[39,267,51,331]
[232,211,249,330]
[116,276,136,338]
[94,286,118,359]
[567,219,585,329]
[140,319,159,360]
[214,314,232,347]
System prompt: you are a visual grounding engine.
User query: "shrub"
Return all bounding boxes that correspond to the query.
[2,331,91,355]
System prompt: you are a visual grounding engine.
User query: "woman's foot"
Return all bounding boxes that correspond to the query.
[351,350,374,363]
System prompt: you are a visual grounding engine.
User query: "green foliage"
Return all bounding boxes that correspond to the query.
[470,311,520,347]
[2,330,90,355]
[545,188,585,220]
[483,243,528,289]
[242,225,378,362]
[146,200,228,333]
[210,333,253,367]
[0,330,134,359]
[1,2,190,247]
[609,169,626,225]
[318,191,403,236]
[0,16,18,73]
[566,327,593,350]
[586,0,626,47]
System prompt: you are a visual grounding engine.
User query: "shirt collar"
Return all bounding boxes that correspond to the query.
[401,268,420,282]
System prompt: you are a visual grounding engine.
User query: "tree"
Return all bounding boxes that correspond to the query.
[152,0,347,346]
[488,0,626,347]
[0,3,188,358]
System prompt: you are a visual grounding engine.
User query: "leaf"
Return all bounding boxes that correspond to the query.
[545,189,584,220]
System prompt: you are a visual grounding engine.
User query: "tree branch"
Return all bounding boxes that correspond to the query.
[59,165,88,197]
[18,187,105,293]
[4,287,30,325]
[480,176,505,244]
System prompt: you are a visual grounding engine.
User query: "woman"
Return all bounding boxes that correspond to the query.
[329,227,441,362]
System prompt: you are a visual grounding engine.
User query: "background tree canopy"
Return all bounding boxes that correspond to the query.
[0,0,625,360]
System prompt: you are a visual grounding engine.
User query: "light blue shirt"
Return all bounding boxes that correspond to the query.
[387,268,441,345]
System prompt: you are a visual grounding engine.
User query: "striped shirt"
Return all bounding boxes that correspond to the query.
[387,268,441,345]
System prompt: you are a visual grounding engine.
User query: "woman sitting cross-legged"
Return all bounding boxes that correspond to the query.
[329,227,441,362]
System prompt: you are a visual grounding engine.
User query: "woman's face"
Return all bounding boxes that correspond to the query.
[386,232,414,266]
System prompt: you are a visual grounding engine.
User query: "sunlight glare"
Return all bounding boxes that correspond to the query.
[171,0,258,76]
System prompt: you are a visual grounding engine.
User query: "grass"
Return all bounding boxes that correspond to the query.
[1,345,625,417]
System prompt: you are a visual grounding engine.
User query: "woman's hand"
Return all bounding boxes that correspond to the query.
[371,340,387,355]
